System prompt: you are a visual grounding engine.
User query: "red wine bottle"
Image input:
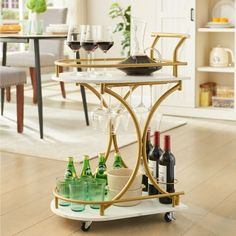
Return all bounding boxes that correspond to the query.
[148,131,163,195]
[142,128,153,192]
[159,135,175,204]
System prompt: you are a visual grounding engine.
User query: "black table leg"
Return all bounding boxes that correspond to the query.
[2,42,7,66]
[1,88,4,116]
[80,85,89,126]
[76,51,89,126]
[33,39,44,139]
[1,42,7,115]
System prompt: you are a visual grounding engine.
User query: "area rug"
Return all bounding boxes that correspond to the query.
[0,80,186,162]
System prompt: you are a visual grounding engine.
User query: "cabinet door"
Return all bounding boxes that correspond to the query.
[154,0,196,107]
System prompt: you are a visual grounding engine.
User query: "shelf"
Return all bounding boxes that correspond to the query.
[197,67,235,73]
[197,106,234,111]
[198,28,235,33]
[50,199,187,222]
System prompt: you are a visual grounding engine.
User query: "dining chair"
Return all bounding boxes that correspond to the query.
[5,8,68,104]
[0,66,26,133]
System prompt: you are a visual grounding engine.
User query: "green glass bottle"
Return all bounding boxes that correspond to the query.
[113,152,123,169]
[95,153,107,182]
[64,156,77,179]
[80,155,93,178]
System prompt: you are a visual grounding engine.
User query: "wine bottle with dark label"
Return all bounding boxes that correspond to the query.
[142,128,153,192]
[148,131,163,195]
[159,135,175,204]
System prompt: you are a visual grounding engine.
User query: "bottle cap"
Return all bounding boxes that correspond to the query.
[154,131,160,146]
[147,128,151,140]
[67,156,74,162]
[114,152,120,156]
[83,155,89,160]
[164,135,171,151]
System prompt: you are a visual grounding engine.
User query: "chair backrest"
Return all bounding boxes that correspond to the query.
[29,8,68,57]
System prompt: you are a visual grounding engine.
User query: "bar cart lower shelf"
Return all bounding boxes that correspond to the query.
[50,198,187,231]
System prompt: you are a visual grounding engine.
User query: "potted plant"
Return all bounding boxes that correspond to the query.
[109,2,131,56]
[26,0,47,34]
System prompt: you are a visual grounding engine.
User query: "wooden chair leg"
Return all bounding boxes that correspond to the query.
[59,67,66,98]
[16,84,24,133]
[6,87,11,102]
[29,67,37,104]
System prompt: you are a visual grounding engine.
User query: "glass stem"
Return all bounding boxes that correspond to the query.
[140,86,144,105]
[129,86,133,107]
[149,85,152,110]
[103,52,107,74]
[87,52,91,74]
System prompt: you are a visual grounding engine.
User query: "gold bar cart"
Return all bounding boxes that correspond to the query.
[50,33,190,231]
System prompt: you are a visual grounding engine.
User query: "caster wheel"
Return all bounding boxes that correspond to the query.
[81,221,92,232]
[164,212,175,222]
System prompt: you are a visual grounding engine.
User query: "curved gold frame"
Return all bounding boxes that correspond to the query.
[53,32,188,216]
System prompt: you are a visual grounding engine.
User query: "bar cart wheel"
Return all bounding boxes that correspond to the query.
[81,221,92,232]
[164,212,175,222]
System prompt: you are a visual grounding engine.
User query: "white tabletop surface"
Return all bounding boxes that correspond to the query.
[0,33,67,38]
[52,71,190,84]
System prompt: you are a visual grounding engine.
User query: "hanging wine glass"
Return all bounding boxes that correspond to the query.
[91,93,118,134]
[134,86,149,113]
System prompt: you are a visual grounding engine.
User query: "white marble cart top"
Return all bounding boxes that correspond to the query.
[52,71,190,84]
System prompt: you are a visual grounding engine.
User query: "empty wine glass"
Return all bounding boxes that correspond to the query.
[80,25,98,76]
[91,94,118,134]
[134,86,149,114]
[97,25,114,77]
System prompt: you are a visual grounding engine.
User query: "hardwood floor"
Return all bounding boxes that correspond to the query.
[1,118,236,236]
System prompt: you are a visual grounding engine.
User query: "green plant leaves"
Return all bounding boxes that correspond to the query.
[26,0,47,13]
[109,2,131,56]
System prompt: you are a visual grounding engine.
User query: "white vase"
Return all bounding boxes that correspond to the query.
[30,12,43,35]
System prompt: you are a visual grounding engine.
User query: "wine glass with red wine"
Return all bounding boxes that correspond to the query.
[67,24,85,76]
[80,25,98,76]
[96,25,114,76]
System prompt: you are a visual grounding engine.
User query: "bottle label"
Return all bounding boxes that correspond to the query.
[65,169,72,178]
[148,160,157,184]
[159,165,176,191]
[159,165,167,191]
[85,167,92,176]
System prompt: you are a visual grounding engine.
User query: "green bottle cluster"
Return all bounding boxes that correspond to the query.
[64,152,124,183]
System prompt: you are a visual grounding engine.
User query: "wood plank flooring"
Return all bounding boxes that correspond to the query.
[1,117,236,236]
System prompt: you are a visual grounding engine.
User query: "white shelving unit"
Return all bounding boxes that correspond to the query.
[132,0,236,120]
[197,66,235,73]
[196,0,236,119]
[198,28,235,33]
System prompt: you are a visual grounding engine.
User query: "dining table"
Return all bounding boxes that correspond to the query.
[0,33,89,139]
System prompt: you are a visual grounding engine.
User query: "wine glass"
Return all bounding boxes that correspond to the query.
[91,93,118,134]
[67,24,84,76]
[97,25,114,77]
[133,86,149,127]
[80,25,98,76]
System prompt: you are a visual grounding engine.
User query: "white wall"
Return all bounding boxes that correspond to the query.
[87,0,131,57]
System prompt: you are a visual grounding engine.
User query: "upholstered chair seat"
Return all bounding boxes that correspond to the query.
[0,66,26,133]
